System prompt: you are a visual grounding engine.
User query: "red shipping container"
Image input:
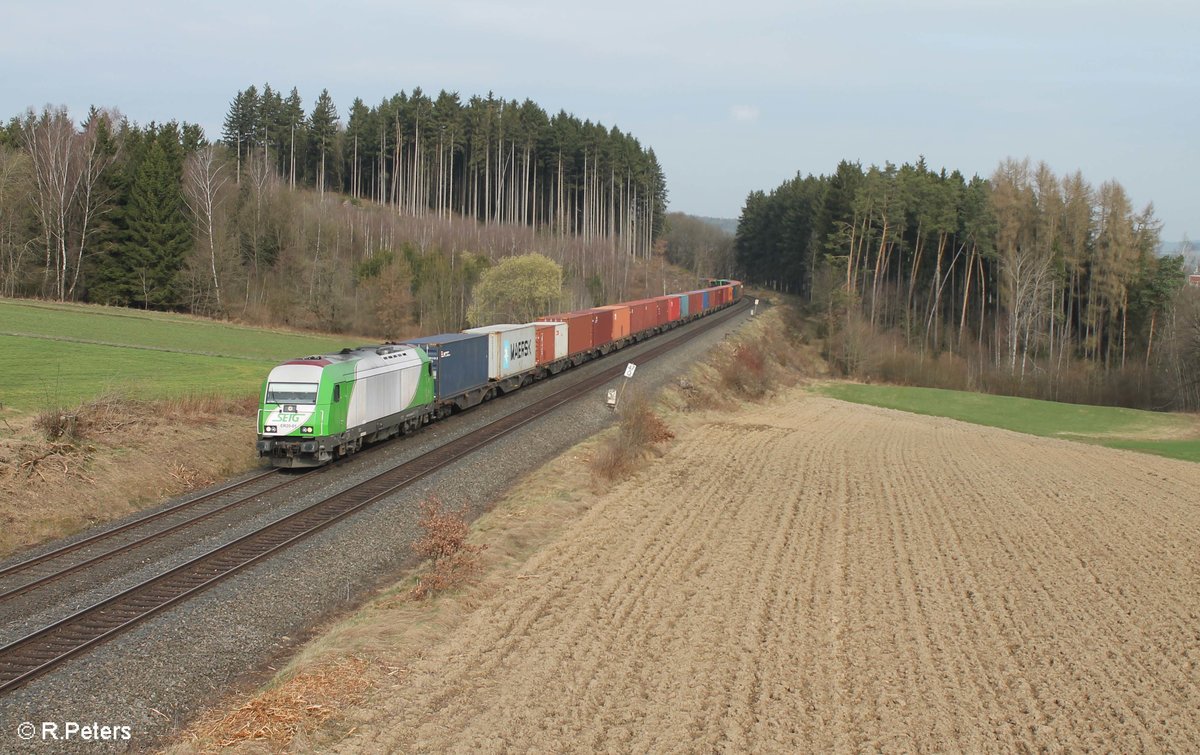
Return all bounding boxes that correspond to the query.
[651,296,671,325]
[595,305,631,340]
[623,299,653,333]
[687,292,703,316]
[636,300,654,332]
[588,307,615,348]
[665,295,681,322]
[534,323,556,365]
[540,311,595,356]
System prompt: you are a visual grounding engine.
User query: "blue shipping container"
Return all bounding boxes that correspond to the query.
[404,332,489,401]
[675,293,689,319]
[702,290,710,311]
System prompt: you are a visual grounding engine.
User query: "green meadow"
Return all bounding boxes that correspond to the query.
[815,382,1200,463]
[0,298,368,413]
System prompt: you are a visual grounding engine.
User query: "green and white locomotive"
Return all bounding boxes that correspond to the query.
[257,344,435,468]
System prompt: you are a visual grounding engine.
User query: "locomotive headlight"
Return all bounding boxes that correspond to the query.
[301,426,314,434]
[264,425,277,433]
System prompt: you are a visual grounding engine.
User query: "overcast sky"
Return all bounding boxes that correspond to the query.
[6,0,1197,242]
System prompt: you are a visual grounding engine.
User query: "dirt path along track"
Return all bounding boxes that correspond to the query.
[339,393,1200,753]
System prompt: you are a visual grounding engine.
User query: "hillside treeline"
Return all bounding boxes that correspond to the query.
[0,87,670,336]
[736,158,1199,410]
[221,84,665,256]
[662,212,736,281]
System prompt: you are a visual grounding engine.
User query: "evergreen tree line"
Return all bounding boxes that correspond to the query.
[0,91,672,334]
[221,84,666,258]
[735,158,1199,409]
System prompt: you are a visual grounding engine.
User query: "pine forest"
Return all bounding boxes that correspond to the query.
[734,158,1198,410]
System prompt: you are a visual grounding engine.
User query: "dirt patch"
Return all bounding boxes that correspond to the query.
[0,395,260,558]
[176,386,1200,752]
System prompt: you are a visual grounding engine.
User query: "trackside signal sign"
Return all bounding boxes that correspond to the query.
[624,363,637,379]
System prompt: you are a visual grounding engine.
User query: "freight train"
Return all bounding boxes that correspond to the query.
[256,280,743,468]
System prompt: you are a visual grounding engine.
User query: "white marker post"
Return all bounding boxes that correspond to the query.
[752,298,760,316]
[612,362,636,410]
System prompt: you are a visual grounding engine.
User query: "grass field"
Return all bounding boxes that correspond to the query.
[815,382,1200,462]
[0,298,368,413]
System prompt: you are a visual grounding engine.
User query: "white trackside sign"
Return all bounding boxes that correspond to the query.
[624,363,637,379]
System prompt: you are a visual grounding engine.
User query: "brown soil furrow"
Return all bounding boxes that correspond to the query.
[572,430,783,751]
[710,425,817,751]
[918,421,1091,750]
[879,430,989,751]
[917,410,1200,750]
[604,420,829,752]
[335,393,1200,753]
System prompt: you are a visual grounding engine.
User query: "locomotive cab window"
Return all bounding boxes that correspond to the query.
[266,382,318,405]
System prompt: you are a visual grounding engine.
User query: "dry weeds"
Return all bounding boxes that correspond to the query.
[589,391,675,484]
[408,497,487,600]
[184,656,372,751]
[0,392,259,558]
[674,303,824,414]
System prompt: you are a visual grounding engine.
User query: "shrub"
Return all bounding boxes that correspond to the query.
[617,393,675,448]
[33,408,82,442]
[717,342,771,398]
[588,440,636,482]
[589,392,675,483]
[409,496,485,600]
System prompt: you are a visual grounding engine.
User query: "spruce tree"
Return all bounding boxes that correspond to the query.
[308,89,338,195]
[122,133,191,308]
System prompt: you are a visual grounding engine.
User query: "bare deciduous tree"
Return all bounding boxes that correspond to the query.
[21,106,120,300]
[182,145,230,312]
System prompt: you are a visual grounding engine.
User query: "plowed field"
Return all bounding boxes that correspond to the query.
[340,394,1200,752]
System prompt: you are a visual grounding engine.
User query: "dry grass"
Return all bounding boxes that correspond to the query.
[673,301,825,414]
[0,392,260,558]
[589,390,676,484]
[184,656,372,751]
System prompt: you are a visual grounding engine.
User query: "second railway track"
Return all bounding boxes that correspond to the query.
[0,300,749,695]
[0,469,294,605]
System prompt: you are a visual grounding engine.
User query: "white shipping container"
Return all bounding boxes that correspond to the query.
[462,324,537,379]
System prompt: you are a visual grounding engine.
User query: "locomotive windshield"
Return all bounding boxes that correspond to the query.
[266,382,318,404]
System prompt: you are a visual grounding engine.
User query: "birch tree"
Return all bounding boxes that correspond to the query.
[21,106,120,300]
[182,145,230,312]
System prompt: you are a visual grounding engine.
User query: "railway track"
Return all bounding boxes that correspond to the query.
[0,301,748,694]
[0,470,293,604]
